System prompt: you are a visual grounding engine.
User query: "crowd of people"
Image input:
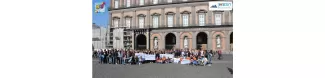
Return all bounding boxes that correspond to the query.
[92,49,223,66]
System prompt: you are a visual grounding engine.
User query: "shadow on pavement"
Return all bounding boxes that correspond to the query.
[227,67,233,75]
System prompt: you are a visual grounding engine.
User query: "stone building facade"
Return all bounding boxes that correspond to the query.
[92,23,108,49]
[108,0,233,53]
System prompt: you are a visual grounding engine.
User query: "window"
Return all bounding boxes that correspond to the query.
[114,19,119,27]
[215,14,222,25]
[139,0,144,5]
[167,15,173,27]
[184,36,188,48]
[182,14,189,27]
[199,13,205,26]
[153,16,159,28]
[126,0,131,7]
[125,18,131,28]
[153,0,158,4]
[114,0,119,8]
[167,0,172,3]
[139,17,144,28]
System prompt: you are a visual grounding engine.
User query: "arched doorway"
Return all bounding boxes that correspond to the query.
[197,32,208,50]
[165,33,176,50]
[136,34,146,50]
[230,32,233,51]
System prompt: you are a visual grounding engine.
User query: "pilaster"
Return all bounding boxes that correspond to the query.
[208,11,212,25]
[161,8,165,27]
[175,32,180,49]
[191,6,196,26]
[192,31,197,49]
[176,7,180,27]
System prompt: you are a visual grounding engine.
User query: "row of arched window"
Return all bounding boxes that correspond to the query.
[152,35,222,49]
[112,10,226,28]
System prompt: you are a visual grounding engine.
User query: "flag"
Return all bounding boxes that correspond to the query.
[95,2,106,13]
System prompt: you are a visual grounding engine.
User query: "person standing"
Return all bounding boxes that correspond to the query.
[113,50,117,64]
[122,51,126,65]
[117,50,121,64]
[207,50,212,64]
[181,50,185,57]
[103,50,107,64]
[100,50,104,64]
[108,50,112,64]
[217,50,222,60]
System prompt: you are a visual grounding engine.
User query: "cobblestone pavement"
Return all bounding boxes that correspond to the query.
[93,55,233,78]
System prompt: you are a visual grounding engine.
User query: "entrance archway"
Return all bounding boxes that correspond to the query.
[165,33,176,50]
[197,32,208,50]
[136,34,146,50]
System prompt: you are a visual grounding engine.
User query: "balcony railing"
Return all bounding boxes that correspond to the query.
[109,0,217,11]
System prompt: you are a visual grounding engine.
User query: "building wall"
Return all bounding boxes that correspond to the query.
[109,0,233,53]
[92,26,107,49]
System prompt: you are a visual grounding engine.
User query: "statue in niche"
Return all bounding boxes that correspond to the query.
[217,36,221,48]
[154,38,158,49]
[184,37,188,48]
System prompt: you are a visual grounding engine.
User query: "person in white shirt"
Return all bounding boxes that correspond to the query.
[202,57,208,66]
[181,50,185,57]
[200,50,204,57]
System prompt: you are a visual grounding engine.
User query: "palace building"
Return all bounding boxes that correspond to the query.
[107,0,233,53]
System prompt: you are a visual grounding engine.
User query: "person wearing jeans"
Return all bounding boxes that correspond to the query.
[117,51,122,64]
[122,56,126,65]
[113,51,117,64]
[128,56,133,65]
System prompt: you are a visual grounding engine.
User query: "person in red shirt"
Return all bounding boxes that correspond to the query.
[217,50,222,60]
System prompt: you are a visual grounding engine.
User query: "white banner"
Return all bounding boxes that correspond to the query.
[180,59,191,64]
[160,54,174,58]
[144,55,156,60]
[135,53,145,58]
[209,1,233,11]
[173,58,180,64]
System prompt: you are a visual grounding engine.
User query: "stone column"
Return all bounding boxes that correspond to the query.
[208,11,212,25]
[161,8,165,27]
[176,7,180,27]
[192,31,197,49]
[191,6,196,26]
[175,32,180,49]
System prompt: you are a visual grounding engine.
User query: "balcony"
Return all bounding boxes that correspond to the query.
[109,0,218,11]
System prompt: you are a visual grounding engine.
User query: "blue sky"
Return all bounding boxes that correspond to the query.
[92,0,109,28]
